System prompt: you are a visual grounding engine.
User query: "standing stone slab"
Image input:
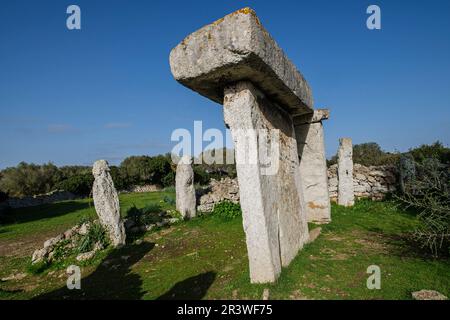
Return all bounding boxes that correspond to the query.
[224,82,309,283]
[176,156,197,219]
[170,8,312,283]
[337,138,355,207]
[92,160,126,247]
[294,109,331,223]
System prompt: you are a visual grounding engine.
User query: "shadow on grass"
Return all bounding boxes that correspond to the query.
[34,242,154,300]
[3,201,90,225]
[156,272,216,300]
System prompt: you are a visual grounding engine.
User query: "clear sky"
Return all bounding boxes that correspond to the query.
[1,0,449,169]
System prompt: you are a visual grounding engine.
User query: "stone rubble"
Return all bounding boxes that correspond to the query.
[411,290,448,300]
[197,177,239,213]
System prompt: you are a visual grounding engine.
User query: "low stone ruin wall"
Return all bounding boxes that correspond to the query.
[197,164,398,210]
[6,190,78,209]
[197,177,239,212]
[120,184,162,194]
[328,164,397,201]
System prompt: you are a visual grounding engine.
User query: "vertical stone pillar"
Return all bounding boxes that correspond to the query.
[294,109,331,224]
[92,160,126,247]
[176,155,197,219]
[223,82,309,283]
[337,138,355,207]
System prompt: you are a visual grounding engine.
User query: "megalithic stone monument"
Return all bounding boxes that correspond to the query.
[337,138,355,207]
[92,160,126,247]
[294,109,331,224]
[176,155,197,219]
[169,8,316,283]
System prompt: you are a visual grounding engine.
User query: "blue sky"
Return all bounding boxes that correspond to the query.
[1,0,449,169]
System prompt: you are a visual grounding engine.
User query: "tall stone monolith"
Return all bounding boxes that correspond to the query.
[92,160,126,247]
[294,109,331,224]
[169,7,314,283]
[337,138,355,207]
[176,156,196,219]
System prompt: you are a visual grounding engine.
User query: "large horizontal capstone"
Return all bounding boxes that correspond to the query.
[169,8,314,116]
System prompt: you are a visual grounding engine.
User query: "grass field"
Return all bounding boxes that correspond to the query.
[0,191,449,300]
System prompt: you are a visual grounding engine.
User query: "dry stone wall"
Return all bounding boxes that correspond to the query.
[199,164,397,211]
[328,163,397,201]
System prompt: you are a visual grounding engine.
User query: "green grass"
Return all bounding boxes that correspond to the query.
[0,194,449,300]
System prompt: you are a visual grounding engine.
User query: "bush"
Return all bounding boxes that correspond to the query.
[212,201,242,220]
[126,204,163,226]
[396,158,450,256]
[409,141,450,165]
[120,154,173,186]
[0,162,62,197]
[163,195,175,206]
[328,142,399,166]
[161,171,175,187]
[76,221,109,254]
[55,174,94,196]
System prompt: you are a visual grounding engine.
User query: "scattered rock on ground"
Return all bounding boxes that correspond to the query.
[1,272,27,282]
[412,290,448,300]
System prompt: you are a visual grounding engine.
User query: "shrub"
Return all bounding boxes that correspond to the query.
[212,201,242,220]
[161,171,175,187]
[126,203,163,226]
[409,141,450,165]
[396,158,450,256]
[52,239,72,261]
[0,162,62,197]
[163,195,175,206]
[328,142,399,166]
[76,221,109,253]
[55,174,93,196]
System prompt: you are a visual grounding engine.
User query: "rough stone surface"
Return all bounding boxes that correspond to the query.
[328,164,397,201]
[169,8,313,116]
[293,109,329,125]
[176,156,197,219]
[337,138,355,207]
[224,81,309,283]
[92,160,126,247]
[412,290,448,300]
[307,227,322,244]
[76,242,103,262]
[197,177,239,212]
[295,109,331,224]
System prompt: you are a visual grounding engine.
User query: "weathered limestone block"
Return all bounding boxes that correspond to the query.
[295,109,331,224]
[170,8,312,283]
[176,156,197,219]
[169,7,313,117]
[92,160,126,247]
[337,138,355,206]
[224,82,309,283]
